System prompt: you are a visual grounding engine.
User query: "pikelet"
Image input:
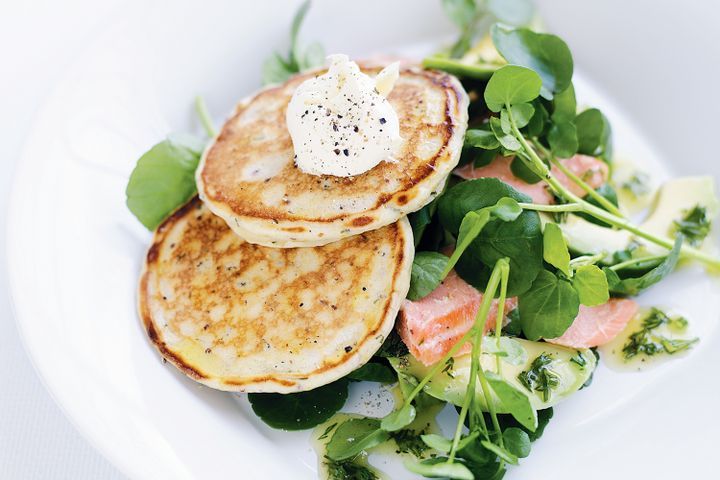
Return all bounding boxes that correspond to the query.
[138,197,412,393]
[196,64,469,247]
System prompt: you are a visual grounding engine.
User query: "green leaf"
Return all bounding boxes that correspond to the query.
[509,103,536,128]
[421,433,453,453]
[444,209,492,277]
[263,0,322,84]
[487,0,534,25]
[490,117,522,151]
[465,458,506,480]
[442,0,477,29]
[578,184,619,227]
[502,427,531,458]
[543,223,570,276]
[326,418,390,461]
[262,52,295,85]
[485,371,538,431]
[458,211,493,253]
[408,252,449,300]
[572,265,609,306]
[547,121,578,158]
[408,193,443,248]
[489,197,523,221]
[404,457,474,480]
[473,148,501,168]
[491,24,574,99]
[466,129,501,150]
[347,362,396,383]
[524,100,549,137]
[510,156,543,184]
[480,440,518,465]
[442,0,479,58]
[484,65,543,112]
[381,404,416,432]
[504,308,523,336]
[493,407,553,442]
[481,336,528,365]
[375,330,409,358]
[518,270,580,340]
[248,379,348,430]
[575,108,613,162]
[604,236,683,296]
[126,137,203,230]
[299,41,325,70]
[289,0,312,66]
[438,178,544,296]
[551,84,576,122]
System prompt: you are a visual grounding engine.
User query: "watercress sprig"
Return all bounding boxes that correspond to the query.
[498,95,720,269]
[404,259,512,479]
[262,0,325,85]
[408,196,523,300]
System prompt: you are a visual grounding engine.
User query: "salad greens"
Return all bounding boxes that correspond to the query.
[123,1,720,478]
[441,0,534,58]
[347,362,396,384]
[125,135,204,230]
[437,178,543,296]
[248,379,349,430]
[262,0,324,85]
[490,24,573,99]
[603,236,682,296]
[126,98,214,231]
[305,14,716,479]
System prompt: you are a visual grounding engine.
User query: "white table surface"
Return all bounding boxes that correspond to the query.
[0,1,125,478]
[2,1,717,479]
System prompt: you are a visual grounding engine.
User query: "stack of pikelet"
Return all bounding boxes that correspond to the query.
[138,64,469,393]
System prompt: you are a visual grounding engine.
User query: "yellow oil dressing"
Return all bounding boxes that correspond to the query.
[599,307,698,371]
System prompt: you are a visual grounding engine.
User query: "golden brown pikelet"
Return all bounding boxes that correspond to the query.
[197,66,468,247]
[138,198,413,393]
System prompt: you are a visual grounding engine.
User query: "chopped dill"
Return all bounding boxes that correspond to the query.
[391,428,429,457]
[518,354,560,402]
[442,358,455,378]
[570,351,587,369]
[324,455,379,480]
[318,422,338,440]
[622,308,698,360]
[673,205,711,246]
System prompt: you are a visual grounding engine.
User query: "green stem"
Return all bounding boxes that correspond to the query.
[404,327,476,406]
[609,254,667,271]
[477,367,504,448]
[494,262,509,374]
[422,56,500,79]
[194,95,217,138]
[517,202,583,213]
[507,107,720,270]
[448,259,505,461]
[549,156,624,217]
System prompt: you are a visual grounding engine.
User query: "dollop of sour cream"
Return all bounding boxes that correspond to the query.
[286,54,402,177]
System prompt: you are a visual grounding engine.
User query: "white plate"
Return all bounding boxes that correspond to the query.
[7,1,720,479]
